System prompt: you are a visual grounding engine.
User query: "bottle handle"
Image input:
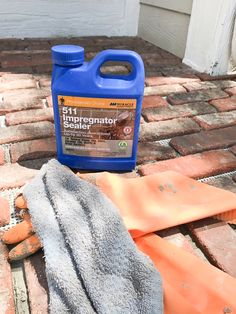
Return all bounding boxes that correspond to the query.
[88,49,145,87]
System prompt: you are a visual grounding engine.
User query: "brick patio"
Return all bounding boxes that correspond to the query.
[1,36,236,313]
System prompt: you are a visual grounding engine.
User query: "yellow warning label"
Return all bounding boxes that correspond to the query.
[58,95,136,110]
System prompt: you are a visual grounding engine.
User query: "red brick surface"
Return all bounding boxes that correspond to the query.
[0,242,15,313]
[0,146,4,165]
[210,97,236,111]
[0,121,55,144]
[170,125,236,155]
[139,117,200,141]
[142,102,216,122]
[183,81,217,92]
[230,145,236,156]
[142,95,168,109]
[167,89,228,105]
[211,80,236,89]
[225,86,236,96]
[5,107,54,126]
[137,142,177,164]
[144,84,186,96]
[145,76,199,86]
[187,218,236,277]
[1,36,236,312]
[24,252,49,314]
[46,95,53,107]
[10,137,56,163]
[206,176,236,194]
[0,73,36,91]
[194,111,236,130]
[0,196,10,227]
[0,163,38,189]
[157,227,198,256]
[0,89,49,114]
[139,150,236,178]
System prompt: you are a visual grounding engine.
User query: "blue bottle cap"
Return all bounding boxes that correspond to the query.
[51,45,84,66]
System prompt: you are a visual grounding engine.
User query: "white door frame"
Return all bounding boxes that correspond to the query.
[183,0,236,75]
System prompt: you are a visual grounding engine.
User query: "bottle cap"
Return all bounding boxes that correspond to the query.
[51,45,84,66]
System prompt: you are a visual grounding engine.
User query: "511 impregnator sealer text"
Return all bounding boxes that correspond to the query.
[51,45,144,171]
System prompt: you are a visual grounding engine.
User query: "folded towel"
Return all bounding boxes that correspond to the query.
[23,159,163,314]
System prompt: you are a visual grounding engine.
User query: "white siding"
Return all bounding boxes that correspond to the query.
[0,0,140,38]
[138,0,193,58]
[183,0,236,75]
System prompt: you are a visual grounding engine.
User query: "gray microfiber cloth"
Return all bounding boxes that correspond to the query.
[23,159,163,314]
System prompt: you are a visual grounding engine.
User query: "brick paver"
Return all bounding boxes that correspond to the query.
[170,125,236,155]
[139,150,236,178]
[10,137,56,163]
[187,218,236,277]
[139,117,200,141]
[142,102,216,122]
[230,145,236,156]
[0,163,38,189]
[5,108,54,126]
[144,84,186,96]
[183,81,217,92]
[167,89,229,105]
[1,36,236,312]
[0,121,54,144]
[206,176,236,194]
[0,73,36,91]
[142,95,168,109]
[145,76,199,86]
[0,146,5,165]
[0,196,10,227]
[137,142,177,164]
[0,242,15,314]
[194,110,236,130]
[210,97,236,111]
[225,86,236,95]
[0,89,49,114]
[24,252,49,314]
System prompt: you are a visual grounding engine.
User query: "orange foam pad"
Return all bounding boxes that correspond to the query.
[135,233,236,314]
[92,171,236,238]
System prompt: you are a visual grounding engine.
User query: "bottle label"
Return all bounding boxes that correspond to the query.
[58,95,137,158]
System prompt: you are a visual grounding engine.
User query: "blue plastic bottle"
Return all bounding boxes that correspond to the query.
[51,45,144,171]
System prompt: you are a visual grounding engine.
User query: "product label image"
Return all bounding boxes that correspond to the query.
[58,95,137,158]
